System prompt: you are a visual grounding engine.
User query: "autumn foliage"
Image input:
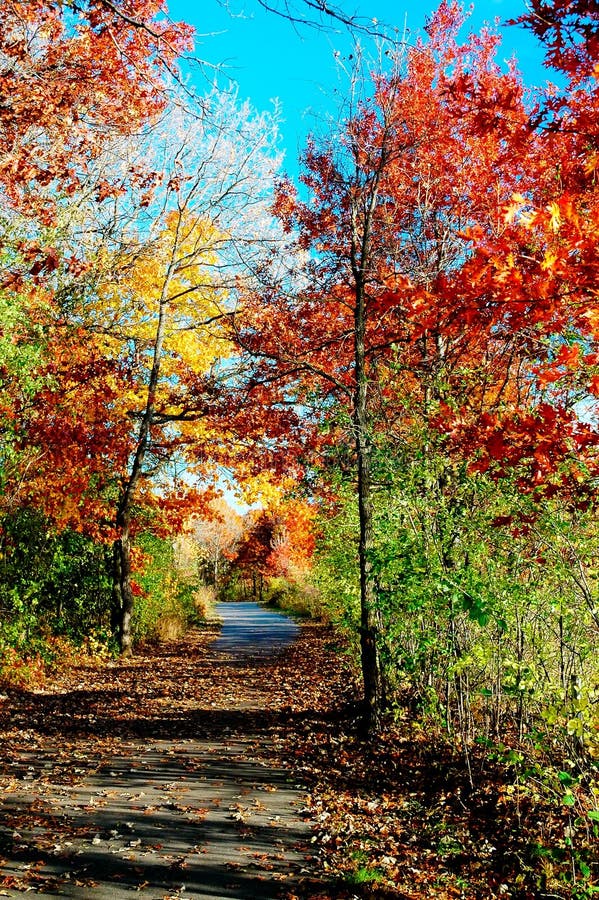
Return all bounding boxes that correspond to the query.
[0,0,192,215]
[1,2,599,892]
[1,0,597,658]
[227,5,599,892]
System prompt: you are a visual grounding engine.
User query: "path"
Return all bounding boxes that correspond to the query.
[0,603,324,900]
[212,602,299,656]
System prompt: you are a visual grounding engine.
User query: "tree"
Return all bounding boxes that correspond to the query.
[235,1,542,731]
[0,0,192,219]
[191,497,244,591]
[228,494,316,601]
[433,1,599,494]
[0,0,194,651]
[253,0,390,35]
[16,91,285,653]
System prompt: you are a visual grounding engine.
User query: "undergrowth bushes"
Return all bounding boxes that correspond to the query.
[134,532,202,644]
[313,461,599,897]
[0,512,209,685]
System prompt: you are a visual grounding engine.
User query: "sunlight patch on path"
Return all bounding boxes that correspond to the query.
[212,602,299,657]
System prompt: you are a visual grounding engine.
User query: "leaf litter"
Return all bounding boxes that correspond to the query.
[0,623,590,898]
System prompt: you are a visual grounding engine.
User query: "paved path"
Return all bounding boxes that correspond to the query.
[0,604,317,900]
[212,602,299,656]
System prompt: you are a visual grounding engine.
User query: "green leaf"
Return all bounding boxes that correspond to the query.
[588,810,599,822]
[558,771,577,787]
[566,717,584,738]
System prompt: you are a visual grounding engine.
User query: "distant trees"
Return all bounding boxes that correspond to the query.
[224,497,316,602]
[191,497,244,591]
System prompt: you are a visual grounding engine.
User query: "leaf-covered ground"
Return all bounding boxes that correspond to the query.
[0,621,593,898]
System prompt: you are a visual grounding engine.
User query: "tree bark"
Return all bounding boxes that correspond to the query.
[354,376,384,733]
[112,253,174,653]
[112,522,135,656]
[350,183,385,734]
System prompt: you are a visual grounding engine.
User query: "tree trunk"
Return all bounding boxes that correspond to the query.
[112,522,135,656]
[110,259,173,653]
[350,176,385,734]
[354,332,384,733]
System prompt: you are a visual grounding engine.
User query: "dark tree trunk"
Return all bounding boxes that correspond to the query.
[110,443,150,651]
[110,269,171,654]
[351,184,385,734]
[353,290,384,734]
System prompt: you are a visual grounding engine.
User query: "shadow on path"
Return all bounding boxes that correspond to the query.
[0,603,330,899]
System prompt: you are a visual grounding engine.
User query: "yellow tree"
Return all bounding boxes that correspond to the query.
[9,86,284,653]
[88,93,283,653]
[94,213,227,650]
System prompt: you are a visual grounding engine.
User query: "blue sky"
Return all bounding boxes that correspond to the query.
[168,0,552,172]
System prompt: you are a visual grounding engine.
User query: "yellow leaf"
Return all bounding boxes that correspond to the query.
[584,150,599,176]
[547,201,561,232]
[541,249,559,271]
[503,192,526,224]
